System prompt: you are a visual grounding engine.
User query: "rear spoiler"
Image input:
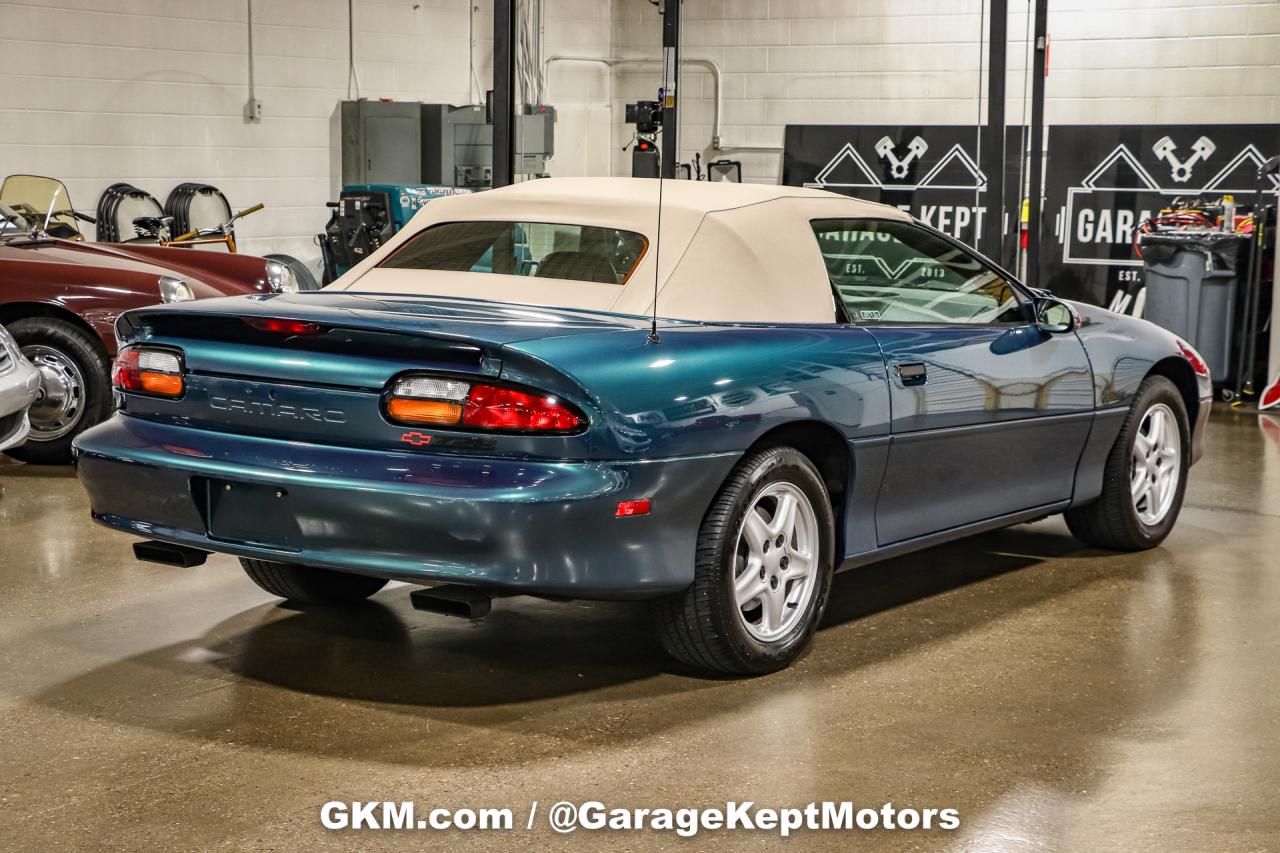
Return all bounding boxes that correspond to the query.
[117,291,653,350]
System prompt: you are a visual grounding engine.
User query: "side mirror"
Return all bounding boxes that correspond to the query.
[1035,297,1080,334]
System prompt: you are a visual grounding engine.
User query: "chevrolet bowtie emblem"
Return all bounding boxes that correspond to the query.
[401,431,433,446]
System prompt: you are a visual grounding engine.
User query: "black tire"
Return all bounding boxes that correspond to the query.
[240,558,388,605]
[1065,376,1190,550]
[4,316,111,465]
[265,253,321,291]
[653,446,835,675]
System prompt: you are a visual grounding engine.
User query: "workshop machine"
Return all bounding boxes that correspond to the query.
[322,98,558,283]
[317,184,471,284]
[625,97,741,181]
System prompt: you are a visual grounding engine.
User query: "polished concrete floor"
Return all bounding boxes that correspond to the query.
[1,409,1278,851]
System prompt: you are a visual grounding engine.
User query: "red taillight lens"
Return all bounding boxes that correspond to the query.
[243,317,325,336]
[463,384,582,432]
[111,348,139,389]
[384,375,583,433]
[1177,338,1211,379]
[112,346,185,398]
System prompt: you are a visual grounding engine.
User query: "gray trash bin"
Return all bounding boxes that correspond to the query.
[1139,231,1246,384]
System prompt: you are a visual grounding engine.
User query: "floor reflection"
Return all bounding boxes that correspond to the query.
[0,408,1277,851]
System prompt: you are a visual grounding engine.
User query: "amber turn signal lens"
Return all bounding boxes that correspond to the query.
[386,398,463,426]
[139,371,184,396]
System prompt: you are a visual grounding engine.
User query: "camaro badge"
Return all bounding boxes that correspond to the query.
[209,395,345,423]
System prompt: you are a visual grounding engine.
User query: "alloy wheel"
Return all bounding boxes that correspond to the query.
[1130,402,1181,526]
[732,481,820,642]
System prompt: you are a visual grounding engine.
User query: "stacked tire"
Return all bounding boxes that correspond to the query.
[164,183,232,240]
[94,183,164,242]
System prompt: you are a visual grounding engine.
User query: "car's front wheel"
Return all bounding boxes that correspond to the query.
[4,317,112,465]
[240,558,388,605]
[653,446,835,675]
[1065,375,1190,550]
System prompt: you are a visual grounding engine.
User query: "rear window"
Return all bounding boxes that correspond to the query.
[379,221,648,285]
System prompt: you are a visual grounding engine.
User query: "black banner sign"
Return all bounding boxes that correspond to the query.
[782,124,1026,269]
[784,122,1280,307]
[1041,124,1280,305]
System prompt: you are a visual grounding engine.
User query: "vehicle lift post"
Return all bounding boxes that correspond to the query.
[980,0,1008,266]
[492,0,517,188]
[1269,156,1280,389]
[660,0,681,180]
[1025,0,1049,284]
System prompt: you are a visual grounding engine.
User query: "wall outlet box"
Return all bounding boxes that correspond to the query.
[244,98,264,123]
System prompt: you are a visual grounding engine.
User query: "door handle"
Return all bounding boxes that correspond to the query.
[893,362,927,386]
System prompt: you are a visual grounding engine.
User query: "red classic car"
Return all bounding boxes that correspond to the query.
[0,175,300,463]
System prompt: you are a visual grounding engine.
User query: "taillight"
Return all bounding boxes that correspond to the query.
[1177,338,1211,379]
[384,374,584,433]
[464,384,583,431]
[112,346,185,398]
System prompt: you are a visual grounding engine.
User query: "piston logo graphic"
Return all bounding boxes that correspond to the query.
[1054,137,1277,269]
[806,135,986,192]
[1152,135,1216,183]
[875,135,928,178]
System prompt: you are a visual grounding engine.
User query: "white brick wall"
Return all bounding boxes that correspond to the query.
[541,0,615,177]
[0,0,609,267]
[610,0,1280,183]
[1,0,1275,259]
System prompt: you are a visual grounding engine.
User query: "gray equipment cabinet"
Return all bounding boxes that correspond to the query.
[421,104,493,189]
[515,106,556,177]
[340,100,423,185]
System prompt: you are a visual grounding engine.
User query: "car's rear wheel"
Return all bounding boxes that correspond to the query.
[4,317,111,465]
[240,558,388,605]
[653,446,835,675]
[1065,375,1190,550]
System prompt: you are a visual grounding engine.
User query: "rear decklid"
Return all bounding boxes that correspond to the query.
[120,291,650,349]
[114,291,651,455]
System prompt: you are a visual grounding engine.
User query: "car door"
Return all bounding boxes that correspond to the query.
[812,218,1095,545]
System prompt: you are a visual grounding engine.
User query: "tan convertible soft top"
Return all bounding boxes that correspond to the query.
[332,177,910,323]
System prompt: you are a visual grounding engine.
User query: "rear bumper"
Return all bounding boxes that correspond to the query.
[73,416,738,599]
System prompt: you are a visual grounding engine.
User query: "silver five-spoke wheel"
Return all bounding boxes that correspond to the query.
[733,482,819,641]
[655,445,834,673]
[1131,402,1181,526]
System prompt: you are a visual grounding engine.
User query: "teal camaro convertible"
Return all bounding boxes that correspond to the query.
[74,179,1211,674]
